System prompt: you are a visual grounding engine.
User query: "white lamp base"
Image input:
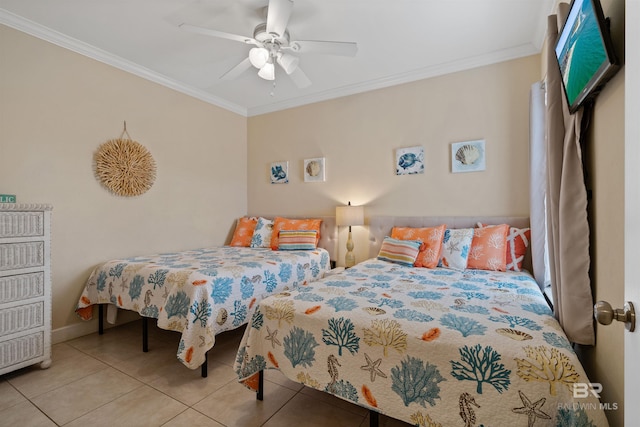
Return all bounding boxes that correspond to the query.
[345,228,355,268]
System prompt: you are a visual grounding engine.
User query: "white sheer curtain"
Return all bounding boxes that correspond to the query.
[529,81,550,293]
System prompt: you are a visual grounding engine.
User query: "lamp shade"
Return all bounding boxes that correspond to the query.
[336,204,364,227]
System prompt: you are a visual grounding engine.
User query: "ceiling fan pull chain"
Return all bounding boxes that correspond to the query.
[270,81,276,97]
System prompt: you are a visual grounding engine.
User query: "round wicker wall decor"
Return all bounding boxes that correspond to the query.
[94,127,156,197]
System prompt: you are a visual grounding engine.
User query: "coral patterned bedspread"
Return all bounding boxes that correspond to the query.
[234,259,609,426]
[76,246,331,370]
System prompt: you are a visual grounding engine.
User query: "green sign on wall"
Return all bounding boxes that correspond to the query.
[0,194,16,203]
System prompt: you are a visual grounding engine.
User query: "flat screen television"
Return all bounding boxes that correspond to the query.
[554,0,619,114]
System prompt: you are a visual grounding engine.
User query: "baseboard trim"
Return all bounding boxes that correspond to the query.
[52,311,141,344]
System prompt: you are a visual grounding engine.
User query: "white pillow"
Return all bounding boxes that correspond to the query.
[439,228,474,271]
[250,217,274,248]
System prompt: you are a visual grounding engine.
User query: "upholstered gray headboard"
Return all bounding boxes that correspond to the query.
[314,216,338,262]
[248,215,338,262]
[368,215,531,271]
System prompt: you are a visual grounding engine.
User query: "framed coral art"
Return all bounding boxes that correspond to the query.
[270,161,289,184]
[451,140,486,173]
[304,157,325,182]
[395,146,424,175]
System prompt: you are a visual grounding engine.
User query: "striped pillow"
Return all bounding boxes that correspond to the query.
[377,236,422,266]
[278,230,318,250]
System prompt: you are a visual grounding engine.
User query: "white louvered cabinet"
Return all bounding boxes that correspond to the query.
[0,204,52,375]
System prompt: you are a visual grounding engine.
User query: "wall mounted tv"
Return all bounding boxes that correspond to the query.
[555,0,619,114]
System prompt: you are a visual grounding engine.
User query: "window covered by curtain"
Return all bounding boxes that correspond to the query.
[530,4,595,345]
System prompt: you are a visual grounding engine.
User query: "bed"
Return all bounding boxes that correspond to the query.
[75,216,337,376]
[234,216,609,426]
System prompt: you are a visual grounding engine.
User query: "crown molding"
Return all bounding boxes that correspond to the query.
[0,9,248,116]
[2,7,546,118]
[531,0,558,51]
[247,43,539,116]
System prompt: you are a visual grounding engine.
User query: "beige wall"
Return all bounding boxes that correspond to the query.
[578,0,626,425]
[0,25,248,341]
[248,55,540,263]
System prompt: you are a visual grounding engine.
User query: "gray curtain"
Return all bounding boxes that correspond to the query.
[545,4,595,345]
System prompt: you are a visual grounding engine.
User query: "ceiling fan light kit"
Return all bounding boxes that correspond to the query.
[249,47,269,69]
[180,0,357,88]
[258,61,276,80]
[277,52,299,75]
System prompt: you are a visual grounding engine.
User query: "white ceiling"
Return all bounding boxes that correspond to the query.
[0,0,555,117]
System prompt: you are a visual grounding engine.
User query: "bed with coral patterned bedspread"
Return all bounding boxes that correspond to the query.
[76,215,337,371]
[234,216,609,426]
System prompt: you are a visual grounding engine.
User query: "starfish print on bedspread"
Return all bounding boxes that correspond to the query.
[265,326,281,347]
[512,390,551,427]
[360,353,387,382]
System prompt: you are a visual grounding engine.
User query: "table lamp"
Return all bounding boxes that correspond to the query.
[336,201,365,267]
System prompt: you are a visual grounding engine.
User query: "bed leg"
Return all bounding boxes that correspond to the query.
[369,410,379,427]
[98,305,104,335]
[201,352,208,378]
[142,317,148,352]
[257,370,264,401]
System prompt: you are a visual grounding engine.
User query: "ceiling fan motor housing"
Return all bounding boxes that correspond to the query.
[253,23,290,46]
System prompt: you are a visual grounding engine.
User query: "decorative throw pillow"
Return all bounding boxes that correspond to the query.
[229,217,258,247]
[439,228,474,271]
[250,217,274,248]
[478,222,531,271]
[467,224,510,271]
[391,225,446,268]
[278,230,318,250]
[377,236,422,266]
[270,217,322,250]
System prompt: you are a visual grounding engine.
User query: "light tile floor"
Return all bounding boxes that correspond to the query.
[0,320,412,426]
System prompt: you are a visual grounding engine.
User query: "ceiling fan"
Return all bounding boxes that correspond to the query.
[179,0,357,88]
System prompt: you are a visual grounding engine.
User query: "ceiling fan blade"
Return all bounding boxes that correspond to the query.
[220,57,253,80]
[288,40,358,57]
[266,0,293,37]
[179,23,259,45]
[288,67,311,88]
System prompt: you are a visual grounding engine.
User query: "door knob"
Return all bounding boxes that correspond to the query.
[593,301,635,332]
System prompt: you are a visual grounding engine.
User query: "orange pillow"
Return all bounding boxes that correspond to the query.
[467,224,509,271]
[270,217,322,250]
[479,223,531,271]
[229,217,258,247]
[390,225,446,268]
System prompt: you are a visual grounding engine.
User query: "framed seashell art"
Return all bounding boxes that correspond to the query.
[451,139,486,173]
[303,157,326,182]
